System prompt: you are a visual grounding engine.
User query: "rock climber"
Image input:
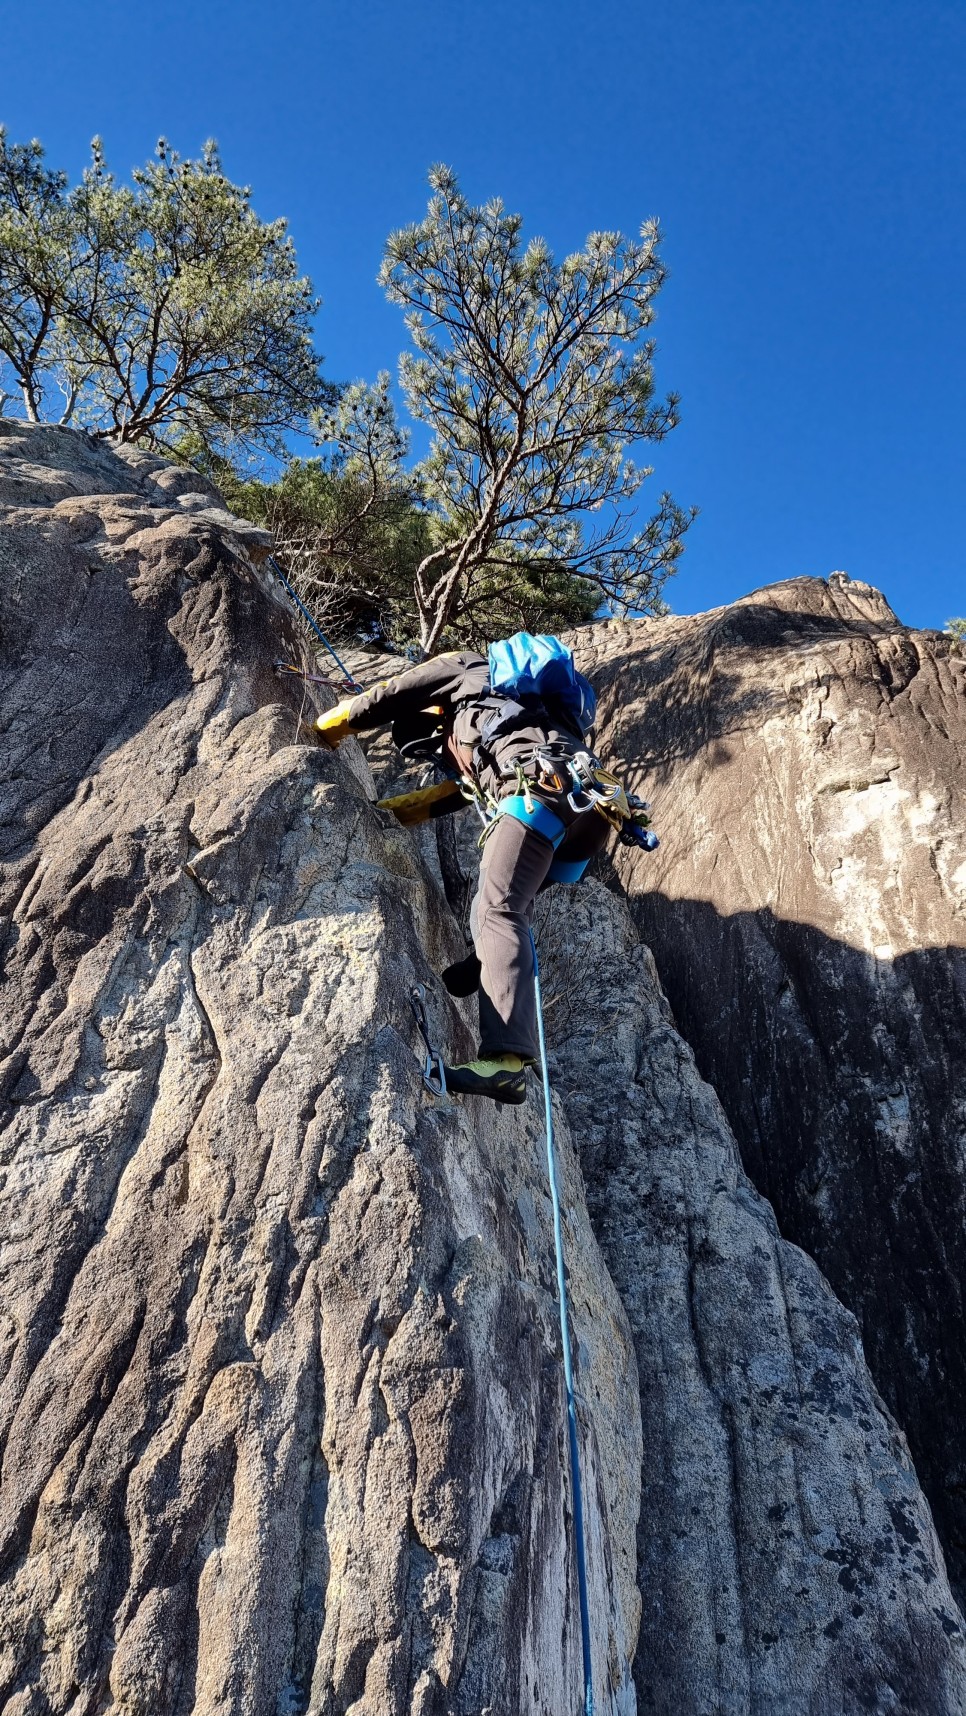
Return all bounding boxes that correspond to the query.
[314,634,655,1104]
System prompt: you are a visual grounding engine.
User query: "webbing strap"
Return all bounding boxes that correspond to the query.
[531,931,594,1714]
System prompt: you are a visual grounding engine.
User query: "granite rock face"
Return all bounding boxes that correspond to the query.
[579,576,966,1600]
[538,883,966,1713]
[0,423,639,1715]
[1,432,964,1714]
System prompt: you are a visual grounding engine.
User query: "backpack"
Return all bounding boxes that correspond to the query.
[484,632,597,741]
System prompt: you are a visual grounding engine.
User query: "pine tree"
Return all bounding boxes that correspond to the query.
[0,132,331,455]
[381,165,695,652]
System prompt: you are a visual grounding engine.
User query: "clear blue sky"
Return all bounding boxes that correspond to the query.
[2,0,964,629]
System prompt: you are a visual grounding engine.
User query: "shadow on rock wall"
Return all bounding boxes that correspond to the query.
[597,602,928,781]
[630,888,966,1606]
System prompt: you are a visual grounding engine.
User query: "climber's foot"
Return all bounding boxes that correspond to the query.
[444,1055,527,1104]
[441,952,482,997]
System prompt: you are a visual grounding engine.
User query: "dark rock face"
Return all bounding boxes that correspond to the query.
[2,434,964,1714]
[579,576,966,1602]
[539,885,965,1713]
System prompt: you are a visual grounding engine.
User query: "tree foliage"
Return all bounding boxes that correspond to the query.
[209,375,431,647]
[1,138,693,651]
[0,131,330,454]
[945,617,966,642]
[213,374,599,651]
[380,165,694,652]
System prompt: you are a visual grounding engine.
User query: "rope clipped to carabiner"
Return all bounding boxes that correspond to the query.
[267,555,365,694]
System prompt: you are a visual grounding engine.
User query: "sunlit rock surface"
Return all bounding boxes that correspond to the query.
[1,430,964,1713]
[580,577,966,1605]
[0,422,637,1715]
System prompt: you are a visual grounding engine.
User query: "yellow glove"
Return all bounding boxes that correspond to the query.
[314,697,358,748]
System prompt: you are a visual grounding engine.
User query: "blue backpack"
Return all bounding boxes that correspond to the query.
[486,632,597,736]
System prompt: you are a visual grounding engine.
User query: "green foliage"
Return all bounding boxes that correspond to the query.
[0,131,330,454]
[945,617,966,642]
[2,137,694,652]
[0,135,76,422]
[380,165,695,651]
[205,384,600,652]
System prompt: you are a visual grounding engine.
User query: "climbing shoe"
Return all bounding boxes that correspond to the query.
[441,951,482,997]
[443,1055,527,1104]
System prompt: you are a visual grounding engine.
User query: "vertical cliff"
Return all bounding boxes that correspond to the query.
[1,429,964,1713]
[540,882,964,1713]
[580,577,966,1604]
[0,423,639,1715]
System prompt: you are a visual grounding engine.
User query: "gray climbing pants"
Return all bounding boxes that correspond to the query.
[470,797,610,1062]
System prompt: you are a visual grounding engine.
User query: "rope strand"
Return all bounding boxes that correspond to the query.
[531,929,594,1715]
[267,555,365,694]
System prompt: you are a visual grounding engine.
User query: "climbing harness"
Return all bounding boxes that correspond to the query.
[409,985,447,1096]
[532,929,594,1716]
[267,555,365,694]
[468,757,658,882]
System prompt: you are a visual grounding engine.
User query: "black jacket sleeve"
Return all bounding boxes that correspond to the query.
[348,652,488,732]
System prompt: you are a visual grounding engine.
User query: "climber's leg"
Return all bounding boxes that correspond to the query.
[443,801,608,1102]
[472,812,555,1062]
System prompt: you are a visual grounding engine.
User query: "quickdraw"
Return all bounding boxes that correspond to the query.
[274,659,343,690]
[409,985,447,1096]
[267,555,365,694]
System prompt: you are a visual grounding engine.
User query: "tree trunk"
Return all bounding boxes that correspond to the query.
[21,377,39,423]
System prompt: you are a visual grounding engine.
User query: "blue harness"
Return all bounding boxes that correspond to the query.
[491,793,591,885]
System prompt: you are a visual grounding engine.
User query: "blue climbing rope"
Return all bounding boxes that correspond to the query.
[267,555,364,694]
[531,929,594,1716]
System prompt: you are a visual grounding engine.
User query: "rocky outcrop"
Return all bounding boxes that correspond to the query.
[1,428,964,1713]
[580,577,966,1603]
[540,884,965,1713]
[0,421,639,1715]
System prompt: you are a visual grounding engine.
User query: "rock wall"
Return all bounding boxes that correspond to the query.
[0,424,639,1715]
[1,429,964,1713]
[579,577,966,1603]
[540,884,965,1714]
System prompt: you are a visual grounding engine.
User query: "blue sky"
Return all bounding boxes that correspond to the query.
[2,0,963,629]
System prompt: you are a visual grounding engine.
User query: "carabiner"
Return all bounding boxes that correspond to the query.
[566,787,596,814]
[409,985,448,1097]
[423,1052,448,1097]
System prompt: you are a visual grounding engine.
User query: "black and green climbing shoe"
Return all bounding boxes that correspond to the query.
[441,952,482,997]
[444,1055,527,1104]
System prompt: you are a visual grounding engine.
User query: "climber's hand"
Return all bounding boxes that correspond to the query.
[315,698,358,748]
